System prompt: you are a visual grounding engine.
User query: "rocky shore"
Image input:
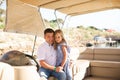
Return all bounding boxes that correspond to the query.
[0,30,44,56]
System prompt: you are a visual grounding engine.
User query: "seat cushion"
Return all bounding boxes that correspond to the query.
[72,60,90,80]
[0,62,14,80]
[90,60,120,79]
[73,60,90,74]
[13,66,40,80]
[84,77,114,80]
[94,48,120,61]
[90,60,120,68]
[48,77,57,80]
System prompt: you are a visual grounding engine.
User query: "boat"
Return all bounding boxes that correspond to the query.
[0,0,120,80]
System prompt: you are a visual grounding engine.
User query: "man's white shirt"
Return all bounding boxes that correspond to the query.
[37,42,56,66]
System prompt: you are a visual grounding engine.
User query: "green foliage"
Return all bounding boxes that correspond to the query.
[0,18,3,22]
[77,25,85,29]
[87,26,99,30]
[0,23,4,29]
[50,22,58,28]
[62,26,120,47]
[49,18,64,29]
[57,18,64,24]
[0,18,5,29]
[46,19,120,46]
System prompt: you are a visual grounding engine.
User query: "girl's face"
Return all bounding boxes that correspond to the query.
[55,33,62,43]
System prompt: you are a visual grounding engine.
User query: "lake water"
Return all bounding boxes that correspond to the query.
[94,42,120,48]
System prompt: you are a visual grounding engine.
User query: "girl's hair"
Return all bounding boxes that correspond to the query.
[54,29,66,49]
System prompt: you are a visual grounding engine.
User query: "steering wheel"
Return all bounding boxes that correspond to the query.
[0,50,40,72]
[25,54,40,72]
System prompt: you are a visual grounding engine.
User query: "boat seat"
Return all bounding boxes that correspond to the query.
[89,60,120,79]
[0,62,14,80]
[48,60,90,80]
[13,66,41,80]
[84,76,115,80]
[91,60,120,68]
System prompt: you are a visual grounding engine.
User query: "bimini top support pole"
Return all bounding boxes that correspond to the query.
[31,7,46,56]
[32,35,37,56]
[54,9,61,29]
[61,14,69,29]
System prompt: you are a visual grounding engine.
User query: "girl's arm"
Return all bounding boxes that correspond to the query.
[61,45,67,67]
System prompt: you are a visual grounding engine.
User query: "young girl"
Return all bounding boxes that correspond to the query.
[54,29,72,80]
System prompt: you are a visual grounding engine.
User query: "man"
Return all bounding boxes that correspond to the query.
[37,28,66,80]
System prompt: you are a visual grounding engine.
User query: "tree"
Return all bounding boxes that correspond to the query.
[49,18,64,29]
[77,25,85,29]
[0,8,5,29]
[0,0,4,6]
[88,26,98,30]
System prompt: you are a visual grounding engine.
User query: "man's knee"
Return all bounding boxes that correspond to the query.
[38,68,50,79]
[58,71,66,80]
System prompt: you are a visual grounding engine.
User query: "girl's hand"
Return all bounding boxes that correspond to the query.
[56,66,63,72]
[69,60,75,68]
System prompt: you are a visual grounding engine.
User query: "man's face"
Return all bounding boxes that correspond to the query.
[44,33,54,44]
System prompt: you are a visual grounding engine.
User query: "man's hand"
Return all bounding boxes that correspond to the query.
[56,66,63,72]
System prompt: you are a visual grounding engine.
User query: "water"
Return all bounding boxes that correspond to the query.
[116,42,120,48]
[94,42,120,48]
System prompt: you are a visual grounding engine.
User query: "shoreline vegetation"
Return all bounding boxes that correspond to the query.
[0,26,120,56]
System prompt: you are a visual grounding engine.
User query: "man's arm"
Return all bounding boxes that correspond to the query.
[40,60,55,70]
[40,60,63,72]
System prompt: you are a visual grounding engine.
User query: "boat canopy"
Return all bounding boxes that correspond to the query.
[19,0,120,16]
[4,0,120,36]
